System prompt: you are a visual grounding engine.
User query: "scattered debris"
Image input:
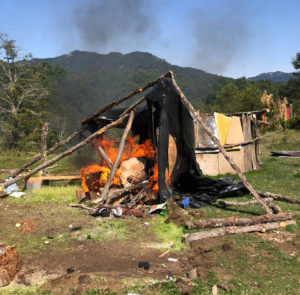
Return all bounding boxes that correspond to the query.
[138,261,150,270]
[212,284,218,295]
[0,243,22,287]
[168,258,178,262]
[271,151,300,158]
[187,268,198,280]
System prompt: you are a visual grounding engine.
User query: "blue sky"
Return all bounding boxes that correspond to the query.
[0,0,299,78]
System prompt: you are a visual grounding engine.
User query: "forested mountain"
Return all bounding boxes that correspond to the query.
[248,71,292,82]
[33,50,230,133]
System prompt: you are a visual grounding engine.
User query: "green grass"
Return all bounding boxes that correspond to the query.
[20,185,78,204]
[150,215,185,251]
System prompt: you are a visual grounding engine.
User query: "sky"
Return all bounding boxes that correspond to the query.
[0,0,299,78]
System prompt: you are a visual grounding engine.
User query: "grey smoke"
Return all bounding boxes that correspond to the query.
[74,0,158,51]
[190,0,255,74]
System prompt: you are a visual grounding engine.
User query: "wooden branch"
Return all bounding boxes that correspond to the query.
[170,73,273,215]
[81,71,172,124]
[9,130,80,178]
[184,220,296,246]
[1,113,130,189]
[70,203,124,210]
[218,198,274,207]
[41,122,49,177]
[100,111,135,200]
[258,191,300,204]
[225,108,269,117]
[186,212,294,229]
[106,180,149,200]
[127,191,148,208]
[268,202,282,214]
[97,146,113,169]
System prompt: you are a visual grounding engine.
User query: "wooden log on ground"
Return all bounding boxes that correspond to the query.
[70,203,124,211]
[218,198,274,207]
[9,130,81,178]
[81,71,172,124]
[268,202,282,214]
[258,191,300,204]
[186,212,294,229]
[41,122,49,177]
[100,111,135,200]
[184,220,296,246]
[97,146,113,169]
[170,73,273,215]
[1,113,130,189]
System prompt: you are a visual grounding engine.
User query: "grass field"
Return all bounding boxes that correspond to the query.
[0,129,299,295]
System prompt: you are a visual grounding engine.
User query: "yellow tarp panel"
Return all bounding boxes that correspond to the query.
[214,112,232,146]
[225,116,244,151]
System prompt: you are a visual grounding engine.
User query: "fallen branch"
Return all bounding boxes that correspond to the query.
[81,71,172,124]
[170,73,272,215]
[97,146,113,170]
[184,220,296,246]
[70,203,124,211]
[101,111,135,200]
[218,198,274,207]
[1,113,130,189]
[268,202,282,214]
[258,191,300,204]
[186,212,295,229]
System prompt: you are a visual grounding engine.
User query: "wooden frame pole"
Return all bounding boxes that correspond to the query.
[169,72,272,215]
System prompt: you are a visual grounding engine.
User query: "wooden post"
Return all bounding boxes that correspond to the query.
[9,130,81,178]
[100,111,135,201]
[41,123,49,177]
[169,72,273,215]
[253,116,261,169]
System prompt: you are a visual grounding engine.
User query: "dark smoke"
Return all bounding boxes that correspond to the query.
[74,0,158,51]
[190,0,255,74]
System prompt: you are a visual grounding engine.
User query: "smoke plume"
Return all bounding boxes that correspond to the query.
[73,0,158,52]
[190,0,255,74]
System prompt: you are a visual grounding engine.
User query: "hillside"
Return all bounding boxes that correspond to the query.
[248,71,292,82]
[34,50,230,133]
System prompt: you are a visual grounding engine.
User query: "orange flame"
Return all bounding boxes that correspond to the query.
[81,136,159,193]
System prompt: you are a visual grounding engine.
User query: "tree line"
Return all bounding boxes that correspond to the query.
[1,33,299,150]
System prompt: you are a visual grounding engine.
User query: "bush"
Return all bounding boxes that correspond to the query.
[286,116,300,130]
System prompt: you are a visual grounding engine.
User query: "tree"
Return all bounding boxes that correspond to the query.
[0,34,65,149]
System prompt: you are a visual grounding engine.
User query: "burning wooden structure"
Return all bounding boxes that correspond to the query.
[2,71,298,242]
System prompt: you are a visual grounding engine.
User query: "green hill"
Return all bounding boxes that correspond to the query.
[34,50,230,133]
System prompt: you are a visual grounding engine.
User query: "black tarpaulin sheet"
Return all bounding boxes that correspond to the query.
[83,77,247,207]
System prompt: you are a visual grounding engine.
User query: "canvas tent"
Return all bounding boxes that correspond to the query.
[194,111,263,176]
